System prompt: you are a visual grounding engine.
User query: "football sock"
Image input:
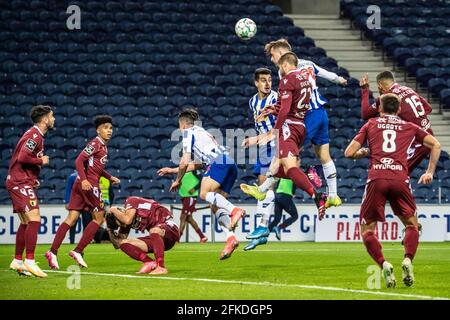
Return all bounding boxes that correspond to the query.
[362,231,385,267]
[322,160,338,198]
[287,167,314,197]
[50,222,71,255]
[205,192,235,213]
[15,223,27,260]
[225,230,235,239]
[25,221,40,260]
[119,243,152,263]
[217,208,231,230]
[148,233,165,267]
[257,190,275,227]
[404,225,419,261]
[192,224,205,239]
[74,221,99,254]
[258,173,278,193]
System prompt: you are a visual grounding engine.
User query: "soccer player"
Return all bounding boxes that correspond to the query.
[345,93,441,288]
[105,196,180,275]
[7,105,54,278]
[157,167,207,243]
[45,115,120,269]
[262,38,345,208]
[169,108,245,260]
[244,178,299,250]
[360,71,434,173]
[241,52,328,220]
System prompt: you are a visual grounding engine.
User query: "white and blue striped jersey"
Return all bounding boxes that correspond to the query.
[182,125,227,165]
[279,59,340,110]
[249,90,277,133]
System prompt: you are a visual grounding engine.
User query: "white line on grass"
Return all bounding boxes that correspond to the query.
[43,269,449,300]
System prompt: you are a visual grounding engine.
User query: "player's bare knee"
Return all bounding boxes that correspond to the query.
[150,227,165,237]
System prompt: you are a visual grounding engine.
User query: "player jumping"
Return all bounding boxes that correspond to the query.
[45,115,120,269]
[7,105,54,278]
[360,71,434,174]
[241,52,329,220]
[168,109,245,260]
[345,93,441,288]
[262,38,346,208]
[106,196,180,275]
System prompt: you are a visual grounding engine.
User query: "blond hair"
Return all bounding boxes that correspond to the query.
[264,38,292,55]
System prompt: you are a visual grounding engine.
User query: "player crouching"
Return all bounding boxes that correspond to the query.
[106,196,180,275]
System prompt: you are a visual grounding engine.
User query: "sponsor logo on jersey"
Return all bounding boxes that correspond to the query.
[33,133,38,139]
[25,139,37,152]
[100,155,108,164]
[30,200,36,207]
[380,157,394,165]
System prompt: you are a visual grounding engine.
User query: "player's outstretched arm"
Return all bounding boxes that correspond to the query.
[315,64,347,85]
[158,163,202,176]
[419,135,441,184]
[170,152,191,192]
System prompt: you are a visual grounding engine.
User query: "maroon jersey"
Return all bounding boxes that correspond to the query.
[353,115,429,181]
[361,83,433,134]
[6,126,45,187]
[75,136,111,184]
[125,196,172,232]
[273,70,312,130]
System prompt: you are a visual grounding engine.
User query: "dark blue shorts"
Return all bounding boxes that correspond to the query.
[204,156,238,195]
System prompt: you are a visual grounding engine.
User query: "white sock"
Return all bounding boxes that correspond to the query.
[205,192,235,213]
[14,258,23,264]
[257,190,275,227]
[322,160,338,198]
[258,173,278,193]
[216,208,231,230]
[25,259,35,265]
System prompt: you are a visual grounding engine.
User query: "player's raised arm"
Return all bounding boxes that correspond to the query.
[418,133,441,184]
[314,62,347,85]
[345,122,370,159]
[360,74,380,120]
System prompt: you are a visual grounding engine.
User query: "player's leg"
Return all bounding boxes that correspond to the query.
[70,208,105,268]
[146,227,169,274]
[179,203,188,239]
[23,208,47,277]
[360,180,395,288]
[10,213,31,276]
[117,238,158,274]
[275,193,298,232]
[312,143,340,207]
[268,195,283,239]
[389,182,420,287]
[186,215,207,242]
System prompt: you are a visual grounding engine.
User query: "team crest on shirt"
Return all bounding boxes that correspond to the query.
[83,144,95,155]
[283,78,288,85]
[25,139,37,152]
[33,133,38,139]
[29,200,36,207]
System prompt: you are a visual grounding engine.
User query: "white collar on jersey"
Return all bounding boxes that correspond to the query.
[33,125,44,137]
[96,136,105,145]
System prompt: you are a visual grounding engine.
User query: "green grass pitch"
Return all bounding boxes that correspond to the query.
[1,242,449,300]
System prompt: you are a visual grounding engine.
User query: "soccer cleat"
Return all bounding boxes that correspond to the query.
[200,236,208,243]
[402,258,414,287]
[137,261,158,274]
[246,226,270,239]
[273,226,281,240]
[149,266,168,275]
[314,192,328,221]
[45,251,60,270]
[325,195,342,209]
[240,183,266,201]
[244,236,268,251]
[69,250,88,268]
[220,236,239,260]
[382,261,396,288]
[306,166,322,188]
[10,259,32,277]
[23,260,47,278]
[230,207,245,230]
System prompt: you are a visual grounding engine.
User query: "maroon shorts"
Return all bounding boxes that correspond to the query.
[181,197,197,216]
[360,179,416,225]
[277,121,306,159]
[408,143,430,175]
[139,220,180,252]
[67,179,104,213]
[6,182,39,214]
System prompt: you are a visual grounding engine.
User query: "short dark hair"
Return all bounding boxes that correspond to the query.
[105,213,119,230]
[178,108,199,124]
[376,71,395,82]
[254,67,272,81]
[30,105,52,124]
[94,115,113,129]
[380,93,400,114]
[278,51,298,67]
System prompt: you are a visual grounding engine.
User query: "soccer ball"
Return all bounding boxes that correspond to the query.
[235,18,257,41]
